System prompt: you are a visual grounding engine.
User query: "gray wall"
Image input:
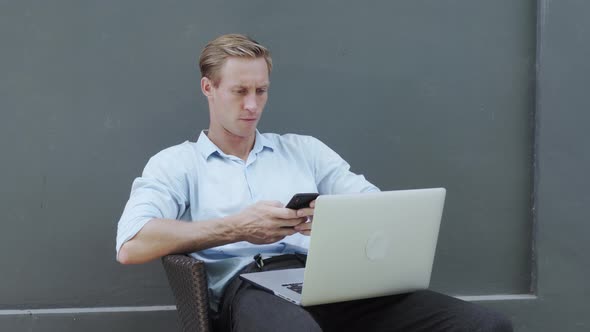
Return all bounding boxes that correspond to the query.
[484,0,590,331]
[0,1,587,331]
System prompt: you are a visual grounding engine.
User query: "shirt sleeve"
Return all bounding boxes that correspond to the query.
[115,149,190,254]
[308,136,380,194]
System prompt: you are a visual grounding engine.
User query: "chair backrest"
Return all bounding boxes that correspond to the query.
[162,254,212,332]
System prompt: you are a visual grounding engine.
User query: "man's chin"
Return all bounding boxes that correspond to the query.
[237,123,259,134]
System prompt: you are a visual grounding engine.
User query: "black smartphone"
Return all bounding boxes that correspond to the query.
[285,193,319,210]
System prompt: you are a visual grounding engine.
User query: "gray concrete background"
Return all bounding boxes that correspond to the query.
[0,0,587,331]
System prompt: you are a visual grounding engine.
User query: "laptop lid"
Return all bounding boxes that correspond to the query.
[300,188,446,306]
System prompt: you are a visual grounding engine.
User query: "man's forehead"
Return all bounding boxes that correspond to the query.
[220,75,270,88]
[218,57,269,85]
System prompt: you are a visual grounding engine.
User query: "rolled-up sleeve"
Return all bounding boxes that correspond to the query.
[309,137,380,194]
[116,150,190,254]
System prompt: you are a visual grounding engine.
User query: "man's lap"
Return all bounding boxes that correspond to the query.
[307,290,512,332]
[231,287,321,332]
[229,286,512,332]
[217,255,512,332]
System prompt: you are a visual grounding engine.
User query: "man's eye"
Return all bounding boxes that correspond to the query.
[235,90,247,95]
[256,89,267,95]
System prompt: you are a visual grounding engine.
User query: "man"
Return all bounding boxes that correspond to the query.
[116,34,512,331]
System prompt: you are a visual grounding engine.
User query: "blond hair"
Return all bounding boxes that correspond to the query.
[199,34,272,86]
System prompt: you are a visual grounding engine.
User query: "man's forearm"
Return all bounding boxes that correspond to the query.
[117,216,241,264]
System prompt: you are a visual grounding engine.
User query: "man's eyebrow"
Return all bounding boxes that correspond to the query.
[230,83,270,89]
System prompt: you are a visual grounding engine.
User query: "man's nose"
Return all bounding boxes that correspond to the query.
[244,94,257,112]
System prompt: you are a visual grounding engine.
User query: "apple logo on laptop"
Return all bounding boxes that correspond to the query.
[365,232,390,261]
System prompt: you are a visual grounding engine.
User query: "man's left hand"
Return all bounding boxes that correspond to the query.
[293,200,315,236]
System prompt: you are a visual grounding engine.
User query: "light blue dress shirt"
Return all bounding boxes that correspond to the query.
[116,130,379,310]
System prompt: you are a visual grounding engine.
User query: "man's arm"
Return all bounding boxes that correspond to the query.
[117,217,236,265]
[117,201,308,264]
[308,136,380,194]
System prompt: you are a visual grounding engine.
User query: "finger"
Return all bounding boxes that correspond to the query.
[277,227,298,237]
[309,200,316,208]
[298,230,311,236]
[294,221,312,232]
[279,217,307,228]
[269,206,300,219]
[296,207,314,218]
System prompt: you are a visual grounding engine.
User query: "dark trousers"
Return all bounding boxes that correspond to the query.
[214,254,513,332]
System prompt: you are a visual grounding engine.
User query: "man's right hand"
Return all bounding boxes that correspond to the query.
[237,201,307,244]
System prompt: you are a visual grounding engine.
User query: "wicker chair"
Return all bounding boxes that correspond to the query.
[162,254,213,332]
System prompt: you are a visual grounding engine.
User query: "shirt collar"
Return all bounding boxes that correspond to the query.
[195,129,275,160]
[252,129,275,154]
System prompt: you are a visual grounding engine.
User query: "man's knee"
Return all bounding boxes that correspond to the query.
[479,309,513,332]
[462,306,513,332]
[410,291,513,332]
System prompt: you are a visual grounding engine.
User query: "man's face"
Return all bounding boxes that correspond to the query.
[204,57,270,139]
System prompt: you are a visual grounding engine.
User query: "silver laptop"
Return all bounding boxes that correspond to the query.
[240,188,446,306]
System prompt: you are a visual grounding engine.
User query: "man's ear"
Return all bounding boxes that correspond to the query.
[201,77,213,97]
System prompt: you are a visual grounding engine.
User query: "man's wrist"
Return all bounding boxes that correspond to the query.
[218,213,244,243]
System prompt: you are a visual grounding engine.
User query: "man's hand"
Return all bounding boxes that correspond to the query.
[293,200,315,236]
[237,201,307,244]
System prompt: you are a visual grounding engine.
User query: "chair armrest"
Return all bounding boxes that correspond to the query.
[162,254,212,332]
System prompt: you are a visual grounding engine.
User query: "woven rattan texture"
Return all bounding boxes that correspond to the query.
[162,255,212,332]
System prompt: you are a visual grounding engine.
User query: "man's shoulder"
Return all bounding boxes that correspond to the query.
[151,140,194,157]
[146,141,196,169]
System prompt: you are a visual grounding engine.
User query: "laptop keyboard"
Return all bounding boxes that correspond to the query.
[282,282,303,294]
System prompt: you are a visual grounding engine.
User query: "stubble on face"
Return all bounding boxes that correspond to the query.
[205,57,270,155]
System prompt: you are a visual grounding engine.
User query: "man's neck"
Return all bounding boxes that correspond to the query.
[206,128,256,161]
